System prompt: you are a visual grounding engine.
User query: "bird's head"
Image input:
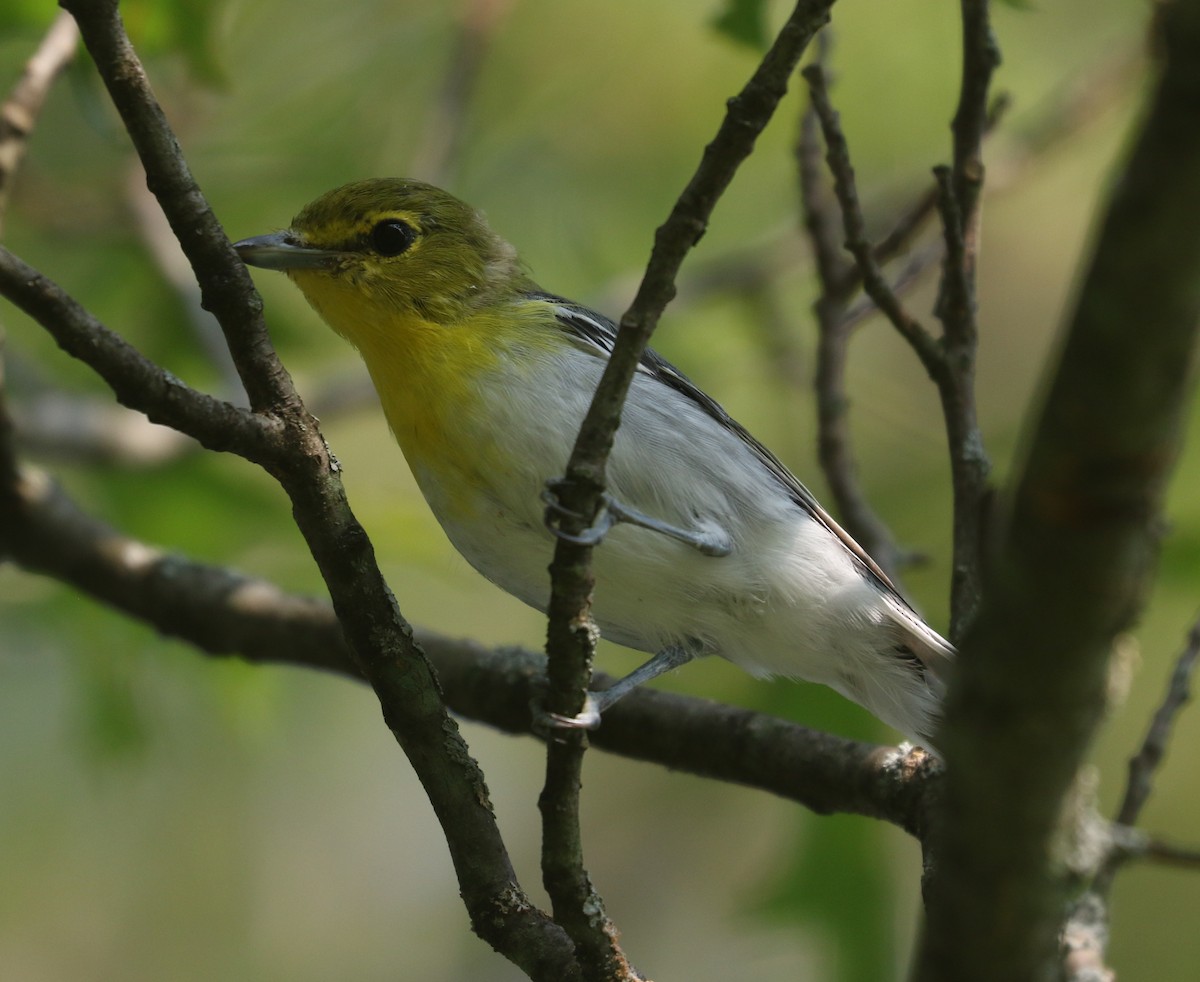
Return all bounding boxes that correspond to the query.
[234,178,530,332]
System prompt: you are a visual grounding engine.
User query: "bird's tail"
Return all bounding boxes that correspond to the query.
[847,603,955,750]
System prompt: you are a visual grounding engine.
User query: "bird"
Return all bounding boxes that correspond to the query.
[233,178,953,746]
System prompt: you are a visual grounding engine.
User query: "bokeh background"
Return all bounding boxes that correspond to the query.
[2,1,1195,979]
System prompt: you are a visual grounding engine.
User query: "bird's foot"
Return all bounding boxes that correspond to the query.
[541,479,731,557]
[541,693,603,731]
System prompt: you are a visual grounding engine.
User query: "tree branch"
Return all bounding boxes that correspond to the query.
[0,11,78,232]
[1088,610,1200,898]
[48,3,580,975]
[0,245,270,459]
[917,2,1200,978]
[800,63,944,379]
[538,6,836,974]
[1114,614,1200,829]
[0,460,936,833]
[798,45,907,581]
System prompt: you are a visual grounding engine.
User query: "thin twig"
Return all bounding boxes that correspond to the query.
[931,152,992,638]
[538,5,837,974]
[0,245,269,460]
[800,63,944,378]
[931,0,998,634]
[1091,613,1200,896]
[1140,836,1200,871]
[0,11,79,233]
[839,241,943,332]
[798,43,906,581]
[1115,615,1200,828]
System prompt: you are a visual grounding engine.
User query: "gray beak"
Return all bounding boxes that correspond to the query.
[233,231,342,271]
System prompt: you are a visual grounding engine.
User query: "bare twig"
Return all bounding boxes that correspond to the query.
[800,63,944,378]
[918,2,1200,979]
[0,11,79,232]
[1115,615,1200,828]
[0,245,269,459]
[1139,836,1200,870]
[798,45,906,581]
[537,5,836,974]
[927,0,999,635]
[1088,613,1200,897]
[838,241,943,331]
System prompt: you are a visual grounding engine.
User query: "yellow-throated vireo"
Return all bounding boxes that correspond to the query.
[234,179,952,746]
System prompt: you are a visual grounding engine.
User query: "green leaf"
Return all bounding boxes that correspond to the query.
[710,0,770,51]
[755,817,896,982]
[0,1,55,32]
[118,0,230,87]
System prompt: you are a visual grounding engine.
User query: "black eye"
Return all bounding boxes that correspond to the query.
[370,219,418,257]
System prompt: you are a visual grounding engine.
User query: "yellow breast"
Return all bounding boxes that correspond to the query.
[291,269,553,519]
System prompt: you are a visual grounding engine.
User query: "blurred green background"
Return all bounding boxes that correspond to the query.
[2,1,1196,979]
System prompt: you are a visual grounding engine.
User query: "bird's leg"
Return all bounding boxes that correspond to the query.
[545,644,698,729]
[542,480,731,557]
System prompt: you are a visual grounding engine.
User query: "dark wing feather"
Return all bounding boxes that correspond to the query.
[529,292,907,606]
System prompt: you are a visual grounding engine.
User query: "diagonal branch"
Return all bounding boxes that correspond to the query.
[800,63,944,378]
[0,246,269,459]
[1113,615,1200,829]
[1090,611,1200,897]
[60,0,293,417]
[798,46,906,581]
[538,5,837,975]
[0,11,78,232]
[917,2,1200,979]
[50,3,579,975]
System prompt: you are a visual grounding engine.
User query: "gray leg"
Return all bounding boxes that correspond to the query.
[542,484,732,558]
[547,644,698,729]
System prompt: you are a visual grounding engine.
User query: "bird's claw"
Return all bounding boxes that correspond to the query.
[542,479,732,557]
[541,481,618,547]
[541,693,603,731]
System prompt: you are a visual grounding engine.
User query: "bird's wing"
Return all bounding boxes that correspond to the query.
[535,293,906,605]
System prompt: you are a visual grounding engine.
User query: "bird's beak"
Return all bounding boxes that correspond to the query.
[233,231,342,271]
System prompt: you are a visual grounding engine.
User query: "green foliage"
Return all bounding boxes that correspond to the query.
[119,0,230,85]
[74,650,152,763]
[711,0,770,50]
[0,2,57,32]
[0,1,1188,980]
[757,818,895,982]
[0,0,230,85]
